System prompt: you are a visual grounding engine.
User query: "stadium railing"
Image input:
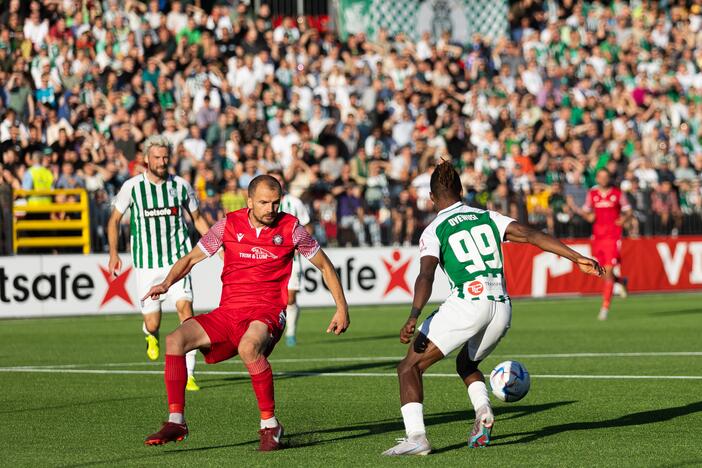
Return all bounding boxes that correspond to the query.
[12,188,91,254]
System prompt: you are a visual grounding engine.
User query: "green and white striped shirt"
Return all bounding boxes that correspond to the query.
[113,173,199,269]
[419,202,515,302]
[279,193,310,226]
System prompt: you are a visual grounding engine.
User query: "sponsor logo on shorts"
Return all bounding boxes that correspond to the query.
[467,280,484,296]
[143,206,178,218]
[273,234,283,245]
[239,247,279,260]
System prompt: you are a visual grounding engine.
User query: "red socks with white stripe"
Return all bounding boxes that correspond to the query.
[246,357,278,429]
[165,354,186,424]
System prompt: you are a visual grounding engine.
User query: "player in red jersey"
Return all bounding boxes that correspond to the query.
[142,175,350,450]
[576,169,632,320]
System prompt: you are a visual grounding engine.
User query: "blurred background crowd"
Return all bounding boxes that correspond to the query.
[1,0,702,254]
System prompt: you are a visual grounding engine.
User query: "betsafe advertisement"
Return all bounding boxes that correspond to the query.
[1,237,702,317]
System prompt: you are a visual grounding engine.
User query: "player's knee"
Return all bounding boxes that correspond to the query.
[238,339,261,362]
[397,357,422,377]
[456,357,479,381]
[165,332,184,354]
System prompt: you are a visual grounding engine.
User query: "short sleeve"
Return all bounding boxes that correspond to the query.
[489,210,516,241]
[295,198,311,226]
[619,190,631,211]
[419,225,440,259]
[582,190,593,213]
[182,180,199,212]
[293,223,320,259]
[112,179,134,213]
[197,218,225,257]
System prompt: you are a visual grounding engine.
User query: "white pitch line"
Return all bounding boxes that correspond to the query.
[1,367,701,380]
[14,351,702,370]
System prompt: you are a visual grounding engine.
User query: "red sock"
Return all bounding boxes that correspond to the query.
[165,354,187,414]
[246,358,275,420]
[603,279,615,309]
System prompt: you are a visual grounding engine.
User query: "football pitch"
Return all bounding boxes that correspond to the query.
[2,294,701,467]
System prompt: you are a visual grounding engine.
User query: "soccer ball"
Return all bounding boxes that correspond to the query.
[489,360,530,402]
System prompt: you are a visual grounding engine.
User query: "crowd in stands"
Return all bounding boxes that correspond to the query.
[2,0,702,253]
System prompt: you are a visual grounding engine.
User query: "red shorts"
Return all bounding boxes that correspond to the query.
[191,306,286,364]
[592,238,621,267]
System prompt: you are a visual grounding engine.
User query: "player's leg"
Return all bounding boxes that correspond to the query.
[145,319,211,446]
[600,265,616,320]
[382,334,443,456]
[176,299,199,391]
[143,310,162,361]
[238,320,282,451]
[285,257,302,347]
[458,301,512,448]
[284,290,299,346]
[592,239,615,319]
[139,268,164,360]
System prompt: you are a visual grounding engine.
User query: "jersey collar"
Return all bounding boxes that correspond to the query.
[437,201,463,215]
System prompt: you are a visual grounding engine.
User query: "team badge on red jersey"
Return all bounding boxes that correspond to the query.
[273,234,283,245]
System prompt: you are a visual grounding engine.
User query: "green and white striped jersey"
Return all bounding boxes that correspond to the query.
[113,173,199,269]
[419,202,515,302]
[279,193,310,226]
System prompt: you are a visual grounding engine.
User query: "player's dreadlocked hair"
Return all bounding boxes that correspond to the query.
[430,160,462,200]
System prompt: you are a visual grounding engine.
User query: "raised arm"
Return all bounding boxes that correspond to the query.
[505,222,603,277]
[400,256,439,344]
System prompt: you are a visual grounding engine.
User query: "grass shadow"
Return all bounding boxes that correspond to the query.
[493,401,702,446]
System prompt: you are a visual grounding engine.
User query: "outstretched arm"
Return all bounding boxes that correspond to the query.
[143,218,226,300]
[308,249,350,335]
[142,246,208,301]
[400,256,439,344]
[505,222,604,277]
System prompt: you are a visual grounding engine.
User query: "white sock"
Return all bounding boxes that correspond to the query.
[467,381,491,414]
[400,402,425,438]
[185,349,196,378]
[285,303,299,337]
[142,322,159,340]
[168,413,184,424]
[260,416,278,429]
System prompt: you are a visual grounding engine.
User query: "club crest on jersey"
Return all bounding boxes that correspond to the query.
[239,246,279,260]
[236,233,244,242]
[273,234,283,245]
[168,187,177,198]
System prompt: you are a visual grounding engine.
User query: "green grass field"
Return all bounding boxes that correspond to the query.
[2,293,701,467]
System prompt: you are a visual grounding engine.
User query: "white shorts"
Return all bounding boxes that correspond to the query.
[136,267,193,314]
[287,255,302,291]
[419,295,512,360]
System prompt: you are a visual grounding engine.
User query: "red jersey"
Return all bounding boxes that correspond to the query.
[197,209,320,310]
[584,186,631,240]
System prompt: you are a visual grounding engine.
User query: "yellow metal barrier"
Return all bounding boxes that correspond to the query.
[12,189,91,254]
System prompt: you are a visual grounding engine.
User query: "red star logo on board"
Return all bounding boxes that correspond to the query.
[382,250,412,297]
[98,265,134,307]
